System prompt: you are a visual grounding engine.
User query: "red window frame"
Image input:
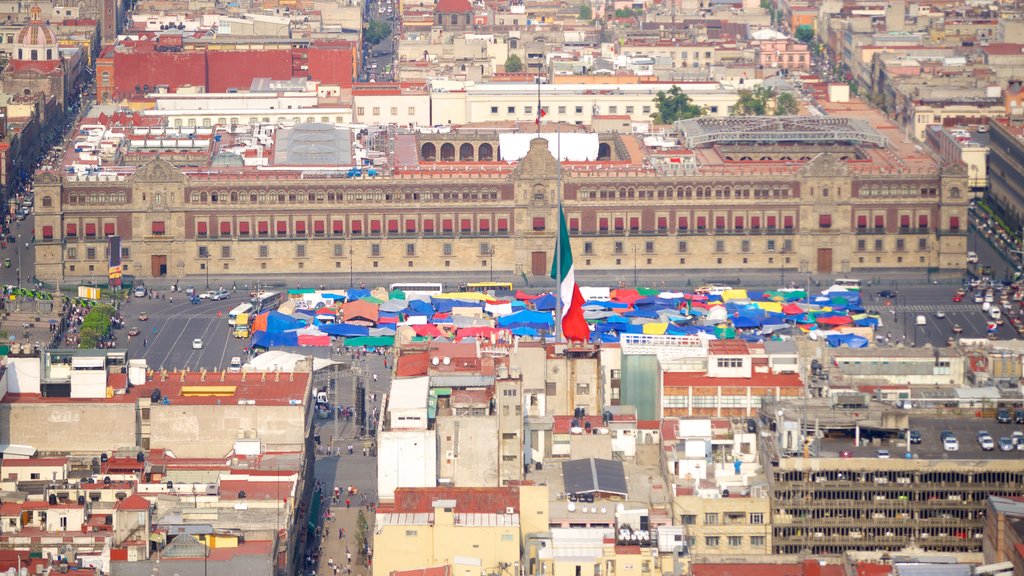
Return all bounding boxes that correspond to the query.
[85,223,97,237]
[239,221,250,235]
[104,223,115,236]
[497,218,508,232]
[197,221,208,236]
[221,221,232,236]
[42,225,53,239]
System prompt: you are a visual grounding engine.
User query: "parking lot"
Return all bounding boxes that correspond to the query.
[117,291,247,371]
[820,416,1024,459]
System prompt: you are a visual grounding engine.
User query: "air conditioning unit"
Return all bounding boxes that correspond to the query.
[505,506,514,514]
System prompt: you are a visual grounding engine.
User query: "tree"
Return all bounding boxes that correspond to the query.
[578,4,593,20]
[733,86,775,116]
[365,20,391,45]
[504,54,523,73]
[652,86,705,124]
[614,7,639,18]
[795,24,814,43]
[78,304,115,349]
[774,91,799,115]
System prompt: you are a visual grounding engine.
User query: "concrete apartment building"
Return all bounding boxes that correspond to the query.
[986,119,1024,231]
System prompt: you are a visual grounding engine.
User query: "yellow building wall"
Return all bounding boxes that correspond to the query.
[671,495,772,556]
[374,508,521,576]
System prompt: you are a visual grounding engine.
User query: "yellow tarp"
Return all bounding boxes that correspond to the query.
[433,292,496,301]
[642,323,668,335]
[753,301,783,313]
[721,289,749,301]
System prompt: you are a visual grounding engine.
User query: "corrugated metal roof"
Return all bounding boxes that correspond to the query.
[429,374,494,389]
[375,512,433,526]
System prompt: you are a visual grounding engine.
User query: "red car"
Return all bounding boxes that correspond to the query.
[953,294,963,302]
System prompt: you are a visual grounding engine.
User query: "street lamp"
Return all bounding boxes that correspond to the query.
[16,233,22,289]
[632,245,639,288]
[349,247,354,288]
[204,254,210,290]
[487,245,495,282]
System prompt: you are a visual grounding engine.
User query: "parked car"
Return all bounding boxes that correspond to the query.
[978,433,995,451]
[1011,431,1024,449]
[133,287,147,298]
[192,338,203,350]
[999,437,1014,451]
[909,430,922,444]
[875,449,891,459]
[997,408,1011,423]
[943,436,959,452]
[210,288,230,301]
[1015,410,1024,424]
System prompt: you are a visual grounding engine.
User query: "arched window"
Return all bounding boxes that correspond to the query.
[478,142,493,161]
[30,49,37,60]
[421,142,436,161]
[459,143,474,161]
[42,196,52,207]
[440,143,456,161]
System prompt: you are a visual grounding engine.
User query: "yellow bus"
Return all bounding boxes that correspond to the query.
[459,281,514,293]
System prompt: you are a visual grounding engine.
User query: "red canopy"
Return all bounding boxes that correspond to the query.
[782,303,804,315]
[612,289,642,304]
[412,324,446,337]
[315,307,336,316]
[817,316,853,326]
[455,327,504,340]
[515,290,540,300]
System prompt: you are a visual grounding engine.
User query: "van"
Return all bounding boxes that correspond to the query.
[915,315,927,326]
[229,357,242,372]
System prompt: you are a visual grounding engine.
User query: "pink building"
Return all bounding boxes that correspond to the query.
[755,38,811,72]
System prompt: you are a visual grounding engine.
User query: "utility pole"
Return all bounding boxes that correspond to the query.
[632,245,638,287]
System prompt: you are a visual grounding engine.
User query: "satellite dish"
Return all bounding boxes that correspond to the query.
[431,357,440,365]
[442,357,451,365]
[567,502,576,512]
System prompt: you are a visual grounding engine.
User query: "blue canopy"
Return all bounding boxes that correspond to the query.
[264,311,307,332]
[854,317,880,327]
[252,330,299,348]
[532,294,557,311]
[584,300,630,309]
[319,323,370,337]
[402,300,436,317]
[731,314,763,329]
[827,334,869,348]
[497,310,554,328]
[431,298,484,313]
[345,289,372,300]
[510,327,540,337]
[624,309,660,319]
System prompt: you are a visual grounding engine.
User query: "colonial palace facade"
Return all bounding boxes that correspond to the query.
[32,136,969,284]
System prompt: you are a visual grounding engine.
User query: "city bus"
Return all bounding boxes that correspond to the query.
[459,281,514,293]
[227,303,254,325]
[388,282,444,297]
[831,279,862,291]
[251,291,285,312]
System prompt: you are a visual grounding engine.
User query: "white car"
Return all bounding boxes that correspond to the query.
[229,357,242,372]
[210,289,230,301]
[967,251,979,264]
[935,310,946,319]
[943,437,959,452]
[198,291,216,300]
[192,338,203,350]
[875,449,890,459]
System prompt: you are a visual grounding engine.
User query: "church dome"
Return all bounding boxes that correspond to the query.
[17,22,57,48]
[14,6,58,61]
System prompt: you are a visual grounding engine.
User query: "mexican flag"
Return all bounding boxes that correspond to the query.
[550,206,590,341]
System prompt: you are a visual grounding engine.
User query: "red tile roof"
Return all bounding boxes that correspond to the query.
[115,494,151,511]
[856,563,893,576]
[552,415,605,434]
[389,487,519,514]
[436,0,472,12]
[1,457,67,467]
[396,352,430,377]
[708,339,751,354]
[983,43,1024,56]
[664,371,803,388]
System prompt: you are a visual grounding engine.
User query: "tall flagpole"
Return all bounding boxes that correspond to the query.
[555,122,563,343]
[536,76,542,136]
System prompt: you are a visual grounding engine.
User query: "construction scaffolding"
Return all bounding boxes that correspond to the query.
[678,116,888,149]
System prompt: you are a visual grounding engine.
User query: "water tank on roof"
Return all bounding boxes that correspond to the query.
[151,388,162,403]
[100,453,108,463]
[48,494,57,505]
[77,495,85,506]
[136,452,145,463]
[238,490,247,499]
[103,477,111,485]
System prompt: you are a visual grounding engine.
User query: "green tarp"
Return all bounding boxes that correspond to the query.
[343,336,394,347]
[389,289,406,300]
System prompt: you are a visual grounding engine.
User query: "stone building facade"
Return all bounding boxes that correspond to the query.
[32,137,969,283]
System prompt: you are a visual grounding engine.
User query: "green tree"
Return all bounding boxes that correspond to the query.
[795,24,814,43]
[733,86,775,116]
[652,86,705,124]
[578,4,593,20]
[365,20,391,45]
[504,54,523,73]
[78,304,115,349]
[774,91,799,115]
[614,7,639,18]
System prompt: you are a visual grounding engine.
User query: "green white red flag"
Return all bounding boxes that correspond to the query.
[550,206,589,341]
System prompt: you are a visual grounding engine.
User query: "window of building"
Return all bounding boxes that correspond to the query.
[678,240,687,253]
[507,106,516,114]
[728,536,743,547]
[705,513,718,525]
[625,106,634,114]
[575,106,583,114]
[86,247,96,260]
[642,106,651,114]
[406,243,416,256]
[918,238,927,251]
[491,106,498,114]
[68,248,77,260]
[857,239,866,251]
[751,536,765,547]
[584,242,593,255]
[614,241,623,254]
[717,357,742,368]
[896,239,905,251]
[715,240,725,252]
[609,106,618,113]
[705,536,720,548]
[782,239,793,252]
[767,239,776,252]
[750,513,763,524]
[198,246,209,258]
[297,245,306,258]
[221,246,231,258]
[443,243,453,256]
[741,239,750,252]
[371,244,381,257]
[558,106,566,114]
[681,515,696,525]
[645,241,654,253]
[258,245,269,258]
[875,239,883,251]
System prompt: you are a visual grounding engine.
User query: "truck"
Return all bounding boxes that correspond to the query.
[232,313,250,338]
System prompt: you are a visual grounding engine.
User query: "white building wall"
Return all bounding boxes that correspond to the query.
[377,429,437,503]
